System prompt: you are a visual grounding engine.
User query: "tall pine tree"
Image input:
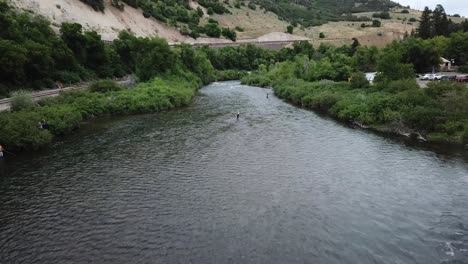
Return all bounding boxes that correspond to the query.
[417,7,433,39]
[433,4,449,37]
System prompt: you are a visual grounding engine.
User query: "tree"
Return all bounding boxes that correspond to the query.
[79,0,105,12]
[432,4,449,37]
[417,7,433,39]
[372,20,381,27]
[222,28,237,41]
[376,49,414,82]
[319,32,325,38]
[135,38,174,81]
[204,23,221,38]
[352,46,379,72]
[350,72,369,88]
[401,38,440,73]
[287,25,294,34]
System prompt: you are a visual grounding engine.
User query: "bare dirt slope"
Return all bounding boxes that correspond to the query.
[10,0,189,42]
[210,3,307,40]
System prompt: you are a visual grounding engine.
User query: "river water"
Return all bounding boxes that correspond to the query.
[1,81,468,264]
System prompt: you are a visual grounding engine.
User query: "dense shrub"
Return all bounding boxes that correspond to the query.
[350,72,369,88]
[459,65,468,73]
[89,80,124,93]
[10,91,35,112]
[216,70,248,81]
[0,111,53,150]
[0,76,199,150]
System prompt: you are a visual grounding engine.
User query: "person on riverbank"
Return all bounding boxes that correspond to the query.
[0,144,4,158]
[39,119,49,129]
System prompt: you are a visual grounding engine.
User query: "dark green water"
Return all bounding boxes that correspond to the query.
[1,81,468,263]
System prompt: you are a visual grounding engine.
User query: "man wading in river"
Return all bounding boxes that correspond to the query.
[237,112,240,119]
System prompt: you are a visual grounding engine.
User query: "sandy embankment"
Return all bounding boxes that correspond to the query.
[10,0,189,42]
[10,0,310,45]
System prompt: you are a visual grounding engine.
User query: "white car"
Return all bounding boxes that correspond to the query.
[419,74,433,80]
[432,73,443,80]
[419,73,443,80]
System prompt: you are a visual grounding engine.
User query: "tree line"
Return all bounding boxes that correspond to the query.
[417,4,468,39]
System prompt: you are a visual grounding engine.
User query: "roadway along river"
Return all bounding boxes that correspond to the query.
[1,81,468,263]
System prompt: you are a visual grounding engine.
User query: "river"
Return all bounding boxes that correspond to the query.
[1,81,468,263]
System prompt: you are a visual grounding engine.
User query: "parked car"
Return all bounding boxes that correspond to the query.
[456,75,468,82]
[433,73,443,80]
[440,75,457,81]
[419,73,433,80]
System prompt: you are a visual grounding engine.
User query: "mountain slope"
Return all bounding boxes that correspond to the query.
[9,0,410,46]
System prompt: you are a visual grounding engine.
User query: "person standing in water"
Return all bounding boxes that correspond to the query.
[236,112,240,119]
[267,93,269,99]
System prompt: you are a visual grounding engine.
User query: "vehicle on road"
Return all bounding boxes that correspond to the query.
[419,73,434,80]
[440,75,457,81]
[419,73,444,80]
[455,75,468,82]
[433,73,443,80]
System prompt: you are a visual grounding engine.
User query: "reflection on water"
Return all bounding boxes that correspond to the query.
[1,81,467,264]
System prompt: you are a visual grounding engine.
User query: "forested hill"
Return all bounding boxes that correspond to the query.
[251,0,401,26]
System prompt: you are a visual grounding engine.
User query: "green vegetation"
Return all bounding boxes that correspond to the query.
[286,25,293,34]
[1,1,468,152]
[10,91,35,112]
[250,0,400,27]
[80,0,105,11]
[417,4,468,39]
[372,12,391,19]
[241,29,468,147]
[216,70,248,81]
[0,77,200,150]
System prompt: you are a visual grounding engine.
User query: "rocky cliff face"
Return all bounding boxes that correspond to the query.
[10,0,189,42]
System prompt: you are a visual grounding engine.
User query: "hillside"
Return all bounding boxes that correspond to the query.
[10,0,464,48]
[9,0,189,42]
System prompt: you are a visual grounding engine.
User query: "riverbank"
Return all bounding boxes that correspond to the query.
[0,75,201,151]
[241,65,468,150]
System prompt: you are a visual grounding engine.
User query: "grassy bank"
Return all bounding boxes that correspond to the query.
[242,63,468,148]
[0,75,201,150]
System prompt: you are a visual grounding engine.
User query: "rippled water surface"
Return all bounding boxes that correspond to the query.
[1,81,468,264]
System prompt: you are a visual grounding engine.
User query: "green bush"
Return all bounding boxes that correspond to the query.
[382,79,419,93]
[0,111,53,150]
[287,25,294,34]
[463,128,468,144]
[36,106,83,135]
[459,65,468,73]
[372,20,381,27]
[235,26,244,32]
[319,32,325,38]
[10,90,36,112]
[216,70,248,81]
[89,80,123,93]
[54,71,81,84]
[350,72,369,89]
